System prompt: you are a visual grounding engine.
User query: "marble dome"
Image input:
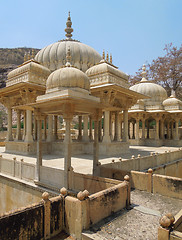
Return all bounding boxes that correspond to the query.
[46,49,90,93]
[35,13,101,72]
[130,65,167,103]
[163,91,182,109]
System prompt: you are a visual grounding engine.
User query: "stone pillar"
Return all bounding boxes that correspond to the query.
[47,115,53,142]
[43,116,47,141]
[33,116,37,141]
[135,118,139,140]
[83,115,89,142]
[142,119,145,139]
[98,119,102,142]
[103,111,111,143]
[53,115,58,140]
[35,118,42,181]
[15,110,21,141]
[171,122,174,139]
[155,118,160,140]
[160,120,165,140]
[175,119,179,140]
[23,111,26,141]
[6,107,13,141]
[114,111,119,141]
[123,109,128,142]
[78,116,82,141]
[93,119,99,176]
[167,122,170,139]
[89,116,93,140]
[64,116,72,189]
[109,111,112,140]
[25,110,33,142]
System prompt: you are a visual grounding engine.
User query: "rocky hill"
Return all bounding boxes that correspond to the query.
[0,48,40,88]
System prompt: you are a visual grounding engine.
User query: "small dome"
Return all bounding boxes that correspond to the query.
[163,91,182,110]
[35,13,101,72]
[130,65,167,105]
[46,62,90,93]
[130,82,167,102]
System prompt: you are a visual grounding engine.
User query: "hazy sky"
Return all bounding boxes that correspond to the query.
[0,0,181,75]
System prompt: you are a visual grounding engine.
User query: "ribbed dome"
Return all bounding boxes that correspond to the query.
[130,82,167,102]
[46,63,90,93]
[163,91,182,109]
[35,41,101,72]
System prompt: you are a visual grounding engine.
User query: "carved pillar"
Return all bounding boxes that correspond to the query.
[47,115,53,142]
[103,110,111,143]
[33,116,37,141]
[93,118,99,176]
[171,122,174,139]
[63,115,72,189]
[123,109,128,142]
[83,115,89,142]
[167,122,170,139]
[155,118,160,140]
[35,117,43,181]
[114,111,119,141]
[160,119,165,140]
[109,111,112,140]
[15,110,21,141]
[23,111,26,141]
[142,118,145,139]
[175,119,179,140]
[89,116,93,140]
[6,107,13,141]
[78,116,82,141]
[53,115,58,140]
[135,118,139,140]
[25,110,33,142]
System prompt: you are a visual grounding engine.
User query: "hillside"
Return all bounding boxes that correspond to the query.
[0,47,40,88]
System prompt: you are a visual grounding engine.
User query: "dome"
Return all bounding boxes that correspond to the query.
[130,65,167,103]
[46,49,90,94]
[130,82,167,102]
[163,90,182,110]
[35,13,102,72]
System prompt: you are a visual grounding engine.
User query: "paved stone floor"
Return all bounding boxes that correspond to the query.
[85,189,182,240]
[0,145,179,175]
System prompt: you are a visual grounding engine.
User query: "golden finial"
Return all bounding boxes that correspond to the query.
[106,52,109,62]
[24,52,27,62]
[110,54,112,64]
[27,52,31,60]
[65,11,73,39]
[31,49,35,59]
[102,50,105,60]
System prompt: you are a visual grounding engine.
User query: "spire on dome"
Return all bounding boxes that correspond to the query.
[141,64,147,82]
[65,11,73,39]
[170,89,176,98]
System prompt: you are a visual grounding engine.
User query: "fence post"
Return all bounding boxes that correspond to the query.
[124,175,130,208]
[158,213,175,240]
[20,159,24,179]
[42,192,51,239]
[13,157,16,177]
[148,168,153,193]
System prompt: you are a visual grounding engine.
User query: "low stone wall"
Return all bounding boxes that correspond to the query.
[69,171,121,194]
[100,167,182,199]
[0,193,64,240]
[65,179,130,239]
[152,159,182,178]
[101,149,182,171]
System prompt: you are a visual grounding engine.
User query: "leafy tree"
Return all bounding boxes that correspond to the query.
[130,43,182,99]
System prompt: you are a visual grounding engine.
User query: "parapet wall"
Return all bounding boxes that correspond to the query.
[100,167,182,199]
[101,149,182,172]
